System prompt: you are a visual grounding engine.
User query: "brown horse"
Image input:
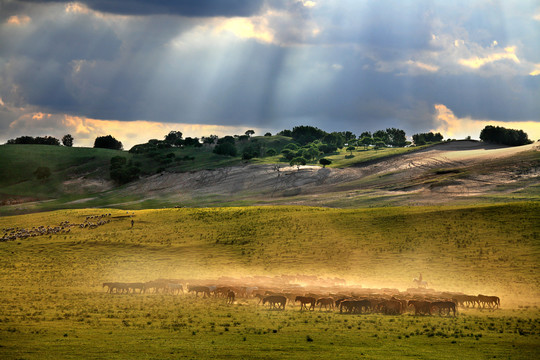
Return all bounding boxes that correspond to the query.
[128,282,146,294]
[408,300,432,315]
[478,294,500,309]
[262,295,287,310]
[430,301,456,316]
[381,300,402,315]
[103,282,118,293]
[453,294,479,308]
[187,285,211,298]
[167,283,184,295]
[339,299,371,314]
[316,297,335,311]
[295,296,316,311]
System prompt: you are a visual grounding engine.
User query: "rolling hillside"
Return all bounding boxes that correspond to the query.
[0,140,538,214]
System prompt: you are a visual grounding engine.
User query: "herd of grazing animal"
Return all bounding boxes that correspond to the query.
[1,213,112,242]
[102,276,501,316]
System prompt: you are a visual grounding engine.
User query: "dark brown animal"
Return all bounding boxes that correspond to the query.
[430,301,457,316]
[316,297,335,311]
[478,294,500,309]
[408,300,432,315]
[262,295,287,310]
[188,285,211,298]
[339,299,371,314]
[381,300,402,315]
[295,296,316,311]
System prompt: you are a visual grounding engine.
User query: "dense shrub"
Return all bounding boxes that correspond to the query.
[480,125,532,146]
[412,132,443,145]
[7,136,60,146]
[319,158,332,167]
[109,156,140,184]
[213,142,237,156]
[94,135,123,150]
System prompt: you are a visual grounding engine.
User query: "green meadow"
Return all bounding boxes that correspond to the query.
[0,203,538,359]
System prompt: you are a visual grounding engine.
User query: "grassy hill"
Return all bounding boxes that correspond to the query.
[0,145,125,201]
[0,140,538,215]
[0,203,538,359]
[1,203,538,302]
[0,138,427,206]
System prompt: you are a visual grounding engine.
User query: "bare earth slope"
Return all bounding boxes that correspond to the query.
[116,140,539,207]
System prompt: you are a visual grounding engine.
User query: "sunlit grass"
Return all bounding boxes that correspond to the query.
[0,203,538,358]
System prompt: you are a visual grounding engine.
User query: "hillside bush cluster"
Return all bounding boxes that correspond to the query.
[412,132,444,146]
[129,132,203,154]
[278,126,409,150]
[94,135,123,150]
[213,137,237,157]
[109,156,140,184]
[480,125,532,146]
[7,136,60,146]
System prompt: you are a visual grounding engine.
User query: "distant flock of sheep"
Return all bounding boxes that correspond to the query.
[102,278,500,316]
[1,213,112,242]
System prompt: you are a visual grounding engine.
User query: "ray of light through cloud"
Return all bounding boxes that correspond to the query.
[0,0,538,147]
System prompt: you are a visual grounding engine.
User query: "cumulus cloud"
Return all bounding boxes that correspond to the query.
[433,104,540,141]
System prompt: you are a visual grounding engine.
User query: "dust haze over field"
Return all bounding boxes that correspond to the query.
[1,202,539,358]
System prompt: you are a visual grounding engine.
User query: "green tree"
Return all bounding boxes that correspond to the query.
[62,134,74,147]
[164,131,183,145]
[183,137,202,147]
[217,136,236,145]
[213,142,237,156]
[284,143,299,151]
[359,136,372,150]
[277,129,292,137]
[280,149,295,160]
[202,135,218,145]
[94,135,123,150]
[480,125,532,146]
[305,146,320,160]
[346,145,355,155]
[340,131,356,142]
[386,128,407,147]
[374,138,386,150]
[412,132,443,145]
[265,148,277,156]
[109,156,140,184]
[373,130,389,145]
[322,132,345,148]
[319,158,332,168]
[264,132,272,136]
[245,130,255,137]
[291,125,327,145]
[290,156,307,169]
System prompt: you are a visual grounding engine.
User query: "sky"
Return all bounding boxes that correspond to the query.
[0,0,539,149]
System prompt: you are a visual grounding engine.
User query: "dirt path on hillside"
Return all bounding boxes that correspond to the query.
[121,141,539,206]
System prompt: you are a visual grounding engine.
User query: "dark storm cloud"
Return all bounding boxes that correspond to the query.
[0,0,538,143]
[19,0,265,17]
